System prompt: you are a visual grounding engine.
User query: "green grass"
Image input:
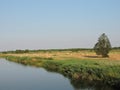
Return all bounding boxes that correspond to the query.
[43,59,120,78]
[0,55,120,89]
[43,59,120,89]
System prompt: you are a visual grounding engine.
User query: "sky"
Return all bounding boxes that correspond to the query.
[0,0,120,51]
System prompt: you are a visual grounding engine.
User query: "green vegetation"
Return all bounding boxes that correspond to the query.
[0,54,120,89]
[1,55,53,67]
[0,48,93,54]
[94,33,111,57]
[43,59,120,89]
[1,48,120,55]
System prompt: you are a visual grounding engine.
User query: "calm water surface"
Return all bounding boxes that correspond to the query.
[0,59,113,90]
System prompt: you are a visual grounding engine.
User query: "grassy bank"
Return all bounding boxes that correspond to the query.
[43,59,120,88]
[0,54,120,89]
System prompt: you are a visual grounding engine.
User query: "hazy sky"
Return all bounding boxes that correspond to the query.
[0,0,120,51]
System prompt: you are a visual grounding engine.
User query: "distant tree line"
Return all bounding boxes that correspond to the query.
[1,48,94,54]
[112,47,120,49]
[0,44,119,55]
[1,49,30,54]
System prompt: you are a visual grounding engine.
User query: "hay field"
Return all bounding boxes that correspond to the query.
[3,50,120,61]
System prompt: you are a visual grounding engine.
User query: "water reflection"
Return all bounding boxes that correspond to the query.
[0,59,114,90]
[70,80,114,90]
[0,59,73,90]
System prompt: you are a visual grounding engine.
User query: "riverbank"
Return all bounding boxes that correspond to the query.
[0,50,120,89]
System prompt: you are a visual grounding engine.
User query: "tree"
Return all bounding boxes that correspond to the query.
[94,33,111,57]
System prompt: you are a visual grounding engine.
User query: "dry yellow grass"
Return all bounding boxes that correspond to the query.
[4,50,120,60]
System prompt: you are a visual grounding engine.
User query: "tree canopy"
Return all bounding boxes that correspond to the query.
[94,33,111,57]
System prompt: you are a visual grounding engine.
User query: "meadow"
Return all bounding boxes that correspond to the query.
[0,49,120,89]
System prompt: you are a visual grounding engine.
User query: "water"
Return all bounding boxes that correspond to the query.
[0,59,114,90]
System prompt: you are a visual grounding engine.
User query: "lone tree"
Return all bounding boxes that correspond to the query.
[94,33,111,57]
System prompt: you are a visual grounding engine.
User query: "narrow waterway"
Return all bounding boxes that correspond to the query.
[0,59,113,90]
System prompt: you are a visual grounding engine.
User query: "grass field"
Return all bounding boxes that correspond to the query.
[1,49,120,60]
[0,49,120,89]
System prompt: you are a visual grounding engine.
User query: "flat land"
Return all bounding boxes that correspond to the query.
[1,50,120,60]
[0,49,120,89]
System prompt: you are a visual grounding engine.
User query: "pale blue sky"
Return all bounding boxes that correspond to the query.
[0,0,120,51]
